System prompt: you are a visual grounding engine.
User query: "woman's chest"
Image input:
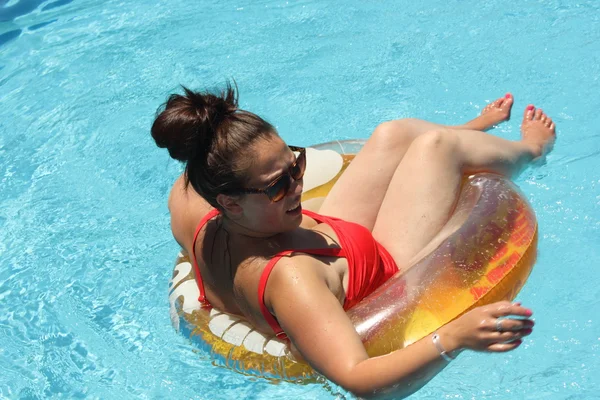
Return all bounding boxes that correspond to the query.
[251,226,350,301]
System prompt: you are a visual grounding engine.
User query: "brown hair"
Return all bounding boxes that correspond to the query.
[151,83,275,210]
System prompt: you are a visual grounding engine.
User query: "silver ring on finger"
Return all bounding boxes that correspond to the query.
[495,318,504,332]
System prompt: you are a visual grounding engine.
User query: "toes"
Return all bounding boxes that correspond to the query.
[534,108,543,120]
[524,105,535,121]
[545,117,553,127]
[497,94,513,108]
[489,98,503,109]
[502,95,514,110]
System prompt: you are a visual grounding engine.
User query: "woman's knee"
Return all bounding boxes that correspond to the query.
[370,119,417,150]
[409,129,460,157]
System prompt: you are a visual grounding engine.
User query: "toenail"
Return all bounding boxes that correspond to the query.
[505,93,512,98]
[526,105,534,111]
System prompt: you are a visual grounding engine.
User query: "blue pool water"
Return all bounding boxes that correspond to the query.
[1,0,599,398]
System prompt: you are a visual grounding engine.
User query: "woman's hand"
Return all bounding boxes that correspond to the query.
[441,301,535,354]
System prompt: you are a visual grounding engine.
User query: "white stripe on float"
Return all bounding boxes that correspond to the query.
[242,330,268,354]
[265,338,287,357]
[169,280,201,314]
[222,321,253,346]
[208,313,240,338]
[169,261,192,292]
[303,148,343,192]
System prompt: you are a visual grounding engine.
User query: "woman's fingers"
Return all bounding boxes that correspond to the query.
[487,328,533,343]
[487,301,533,318]
[494,317,535,332]
[487,340,523,353]
[458,302,534,352]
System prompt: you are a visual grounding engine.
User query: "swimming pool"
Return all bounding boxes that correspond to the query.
[1,0,598,398]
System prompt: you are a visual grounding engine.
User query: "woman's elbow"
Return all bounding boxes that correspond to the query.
[337,373,414,400]
[342,385,409,400]
[336,376,396,400]
[339,381,377,399]
[347,385,414,400]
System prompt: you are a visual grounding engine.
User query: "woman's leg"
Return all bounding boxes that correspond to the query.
[454,93,514,131]
[318,95,514,230]
[372,106,555,267]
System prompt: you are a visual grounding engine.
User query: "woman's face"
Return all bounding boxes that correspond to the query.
[235,136,304,235]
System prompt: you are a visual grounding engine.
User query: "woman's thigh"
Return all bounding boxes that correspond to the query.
[371,129,464,268]
[318,119,447,230]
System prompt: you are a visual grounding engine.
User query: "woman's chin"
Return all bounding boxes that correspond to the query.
[281,205,303,230]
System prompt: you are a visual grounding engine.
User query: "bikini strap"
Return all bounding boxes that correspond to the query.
[257,252,293,338]
[257,246,346,337]
[191,208,220,307]
[301,208,336,223]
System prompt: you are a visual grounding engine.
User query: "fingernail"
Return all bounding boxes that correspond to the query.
[505,93,512,99]
[526,105,534,111]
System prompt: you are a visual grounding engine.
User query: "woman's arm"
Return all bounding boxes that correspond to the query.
[265,257,533,398]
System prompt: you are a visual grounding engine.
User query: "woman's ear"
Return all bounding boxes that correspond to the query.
[216,193,243,216]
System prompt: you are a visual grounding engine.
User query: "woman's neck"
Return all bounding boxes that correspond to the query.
[220,215,280,239]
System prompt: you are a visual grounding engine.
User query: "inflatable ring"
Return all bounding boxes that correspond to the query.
[168,139,537,382]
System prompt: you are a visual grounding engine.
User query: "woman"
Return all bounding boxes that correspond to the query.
[152,84,555,398]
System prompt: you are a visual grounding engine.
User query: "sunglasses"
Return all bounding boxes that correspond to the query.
[235,146,306,203]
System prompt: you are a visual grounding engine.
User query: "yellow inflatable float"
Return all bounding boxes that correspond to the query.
[168,139,537,382]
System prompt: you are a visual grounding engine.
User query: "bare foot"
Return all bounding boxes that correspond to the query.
[521,105,556,158]
[462,93,514,131]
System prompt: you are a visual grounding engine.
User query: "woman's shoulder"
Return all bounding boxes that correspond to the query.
[229,234,342,327]
[235,250,326,310]
[168,174,211,213]
[168,174,213,250]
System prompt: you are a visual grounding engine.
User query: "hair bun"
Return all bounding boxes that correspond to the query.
[151,84,238,162]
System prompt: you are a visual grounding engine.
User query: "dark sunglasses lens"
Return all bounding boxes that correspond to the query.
[291,152,306,180]
[267,176,290,202]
